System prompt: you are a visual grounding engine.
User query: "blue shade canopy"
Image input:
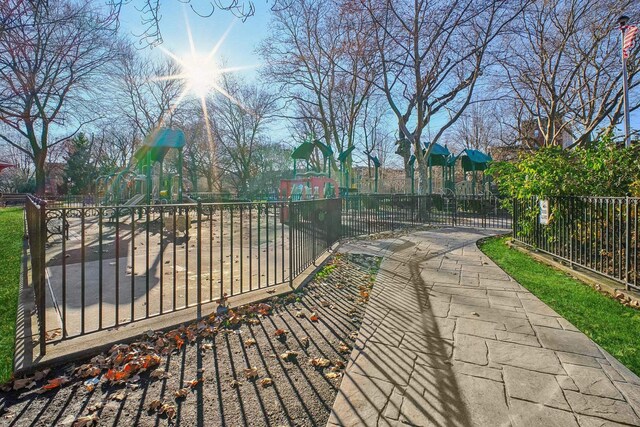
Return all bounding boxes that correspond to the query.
[338,145,356,162]
[134,128,186,163]
[458,149,492,171]
[421,142,451,166]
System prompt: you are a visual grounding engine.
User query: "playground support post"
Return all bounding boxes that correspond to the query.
[374,165,379,194]
[177,149,184,203]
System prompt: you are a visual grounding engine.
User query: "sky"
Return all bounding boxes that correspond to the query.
[118,2,273,83]
[117,2,639,146]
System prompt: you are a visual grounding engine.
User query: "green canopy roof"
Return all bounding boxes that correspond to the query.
[291,142,315,160]
[423,142,451,166]
[458,149,492,172]
[314,139,333,157]
[366,153,381,168]
[134,128,186,163]
[338,145,356,162]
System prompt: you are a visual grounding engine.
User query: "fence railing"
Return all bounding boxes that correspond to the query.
[25,196,47,356]
[513,196,640,291]
[24,194,509,354]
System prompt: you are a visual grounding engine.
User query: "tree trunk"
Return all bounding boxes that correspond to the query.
[34,149,47,196]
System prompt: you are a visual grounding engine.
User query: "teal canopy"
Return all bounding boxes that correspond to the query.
[423,142,451,166]
[458,149,492,172]
[338,145,356,162]
[134,128,186,163]
[291,142,315,160]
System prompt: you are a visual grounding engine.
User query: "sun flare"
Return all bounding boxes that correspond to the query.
[180,52,219,96]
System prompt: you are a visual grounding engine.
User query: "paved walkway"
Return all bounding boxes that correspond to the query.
[329,228,640,427]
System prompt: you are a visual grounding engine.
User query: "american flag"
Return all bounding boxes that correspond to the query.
[623,25,638,59]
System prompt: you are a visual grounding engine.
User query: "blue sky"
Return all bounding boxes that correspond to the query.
[119,2,272,83]
[118,3,639,142]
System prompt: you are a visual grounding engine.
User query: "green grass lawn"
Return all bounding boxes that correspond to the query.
[479,236,640,376]
[0,208,23,382]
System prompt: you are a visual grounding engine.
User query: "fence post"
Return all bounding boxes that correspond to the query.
[288,200,293,288]
[196,200,202,312]
[626,196,631,290]
[452,196,457,227]
[38,199,47,356]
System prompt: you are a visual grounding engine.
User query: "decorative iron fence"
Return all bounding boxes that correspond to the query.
[513,197,640,291]
[24,194,509,354]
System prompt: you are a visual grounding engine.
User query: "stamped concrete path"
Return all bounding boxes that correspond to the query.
[329,228,640,427]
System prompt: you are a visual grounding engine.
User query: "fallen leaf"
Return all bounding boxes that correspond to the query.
[295,311,305,318]
[273,329,288,338]
[266,289,276,294]
[150,369,171,379]
[243,367,259,380]
[309,313,319,322]
[33,369,51,381]
[259,378,273,388]
[111,390,127,401]
[349,331,358,341]
[230,379,242,388]
[338,342,350,353]
[325,372,341,379]
[73,413,98,427]
[332,360,346,369]
[309,358,331,368]
[86,402,103,413]
[159,403,177,420]
[202,343,213,350]
[244,338,257,347]
[186,378,203,388]
[40,376,69,391]
[300,336,310,347]
[280,351,299,362]
[13,378,35,391]
[174,388,189,399]
[148,400,163,412]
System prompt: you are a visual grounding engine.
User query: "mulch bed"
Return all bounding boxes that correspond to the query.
[0,253,380,427]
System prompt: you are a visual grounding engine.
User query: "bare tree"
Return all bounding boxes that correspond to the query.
[357,0,528,192]
[112,49,187,136]
[260,0,376,174]
[498,0,640,148]
[209,74,278,195]
[0,0,119,194]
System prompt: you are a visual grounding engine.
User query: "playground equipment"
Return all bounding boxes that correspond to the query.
[97,128,187,206]
[365,152,381,193]
[454,149,493,196]
[338,145,356,195]
[282,136,339,201]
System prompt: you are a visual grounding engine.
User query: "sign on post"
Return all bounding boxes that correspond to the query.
[539,199,549,225]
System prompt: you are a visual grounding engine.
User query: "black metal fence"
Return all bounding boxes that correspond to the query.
[513,197,640,291]
[24,194,509,353]
[342,194,510,236]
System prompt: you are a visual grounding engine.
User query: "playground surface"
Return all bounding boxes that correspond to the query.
[330,228,640,426]
[1,253,378,426]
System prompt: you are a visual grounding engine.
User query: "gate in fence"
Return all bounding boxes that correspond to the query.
[24,193,509,354]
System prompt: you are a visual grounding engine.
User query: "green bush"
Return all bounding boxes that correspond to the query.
[488,134,640,200]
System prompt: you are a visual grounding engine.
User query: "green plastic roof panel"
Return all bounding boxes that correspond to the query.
[314,139,333,157]
[291,142,315,160]
[134,128,186,163]
[338,145,356,162]
[459,149,492,171]
[421,142,451,166]
[366,153,381,167]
